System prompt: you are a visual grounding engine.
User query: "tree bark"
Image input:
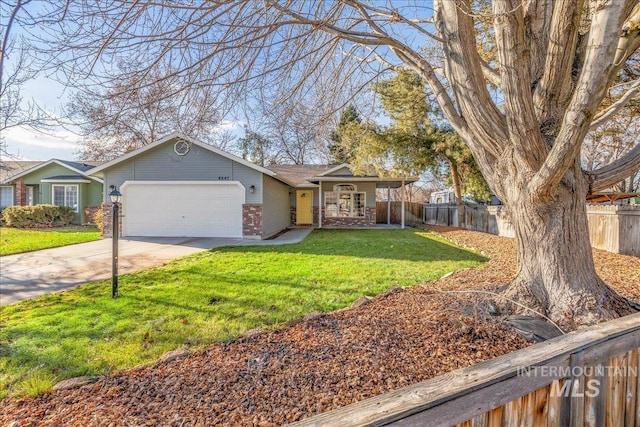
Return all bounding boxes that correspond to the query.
[497,161,635,329]
[449,160,465,228]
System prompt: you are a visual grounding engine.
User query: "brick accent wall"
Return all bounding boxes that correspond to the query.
[84,206,100,224]
[290,206,319,227]
[15,179,27,206]
[243,204,263,238]
[322,207,376,227]
[101,203,122,237]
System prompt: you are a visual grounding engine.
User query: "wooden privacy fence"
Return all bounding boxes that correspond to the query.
[288,313,640,427]
[376,202,424,225]
[587,205,640,257]
[423,203,640,257]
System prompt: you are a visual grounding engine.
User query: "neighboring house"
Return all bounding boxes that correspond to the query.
[1,159,103,223]
[429,189,456,204]
[0,161,43,210]
[89,132,418,239]
[429,189,482,205]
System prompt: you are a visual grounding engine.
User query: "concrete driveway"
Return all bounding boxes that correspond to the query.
[0,228,312,305]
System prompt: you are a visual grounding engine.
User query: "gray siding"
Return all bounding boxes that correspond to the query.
[327,166,353,176]
[102,142,263,204]
[232,162,263,204]
[262,175,292,237]
[291,188,319,207]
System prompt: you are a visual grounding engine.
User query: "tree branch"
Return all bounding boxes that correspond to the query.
[590,78,640,130]
[0,0,23,86]
[345,0,444,43]
[493,0,546,169]
[532,0,584,134]
[590,143,640,192]
[433,0,506,171]
[479,58,501,88]
[529,0,627,200]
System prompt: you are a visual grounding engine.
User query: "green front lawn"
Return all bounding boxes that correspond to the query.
[0,226,101,256]
[0,229,486,398]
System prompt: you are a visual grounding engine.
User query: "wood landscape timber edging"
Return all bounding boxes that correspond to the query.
[286,312,640,427]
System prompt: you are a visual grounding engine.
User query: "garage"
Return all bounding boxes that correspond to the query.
[122,181,244,238]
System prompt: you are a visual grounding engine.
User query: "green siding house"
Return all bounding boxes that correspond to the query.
[2,159,103,224]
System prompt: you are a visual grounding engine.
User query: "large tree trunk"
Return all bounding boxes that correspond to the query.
[498,161,634,329]
[449,161,465,228]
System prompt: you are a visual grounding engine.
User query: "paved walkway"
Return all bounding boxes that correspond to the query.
[0,228,313,305]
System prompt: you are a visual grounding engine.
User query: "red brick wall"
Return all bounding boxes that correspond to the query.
[84,206,100,224]
[243,204,263,237]
[15,179,27,206]
[101,203,122,237]
[322,207,376,227]
[289,206,319,226]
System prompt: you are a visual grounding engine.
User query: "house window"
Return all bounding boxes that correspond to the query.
[0,186,13,209]
[333,184,356,192]
[325,184,366,218]
[26,186,35,206]
[52,185,79,212]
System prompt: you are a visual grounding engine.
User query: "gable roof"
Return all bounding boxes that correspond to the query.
[266,164,335,187]
[88,132,277,178]
[4,159,103,184]
[316,163,353,177]
[0,161,43,184]
[266,163,419,188]
[57,160,101,173]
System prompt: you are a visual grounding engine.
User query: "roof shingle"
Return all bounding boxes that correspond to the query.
[0,161,44,184]
[266,164,336,187]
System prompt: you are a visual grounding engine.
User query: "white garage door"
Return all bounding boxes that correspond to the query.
[122,181,244,238]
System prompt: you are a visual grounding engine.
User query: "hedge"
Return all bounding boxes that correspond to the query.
[1,204,76,228]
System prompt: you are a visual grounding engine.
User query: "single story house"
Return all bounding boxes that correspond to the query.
[1,159,103,223]
[1,161,42,209]
[2,132,417,238]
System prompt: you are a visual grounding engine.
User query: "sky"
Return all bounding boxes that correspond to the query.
[3,126,78,160]
[1,74,244,161]
[2,73,78,160]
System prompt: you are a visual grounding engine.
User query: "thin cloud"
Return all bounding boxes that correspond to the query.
[3,126,79,150]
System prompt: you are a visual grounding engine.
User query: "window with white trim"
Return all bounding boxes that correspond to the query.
[26,186,35,206]
[325,184,366,218]
[52,185,79,212]
[0,186,14,209]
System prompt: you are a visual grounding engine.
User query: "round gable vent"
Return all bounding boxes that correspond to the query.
[174,140,190,156]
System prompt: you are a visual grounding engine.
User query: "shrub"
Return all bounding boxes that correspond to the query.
[1,204,76,228]
[94,206,104,233]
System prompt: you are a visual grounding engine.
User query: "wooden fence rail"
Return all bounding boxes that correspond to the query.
[376,202,424,225]
[423,203,640,257]
[287,313,640,427]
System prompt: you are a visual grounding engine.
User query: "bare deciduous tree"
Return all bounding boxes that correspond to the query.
[0,0,63,159]
[66,60,226,161]
[31,0,640,326]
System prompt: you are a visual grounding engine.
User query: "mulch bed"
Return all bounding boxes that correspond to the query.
[2,227,639,426]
